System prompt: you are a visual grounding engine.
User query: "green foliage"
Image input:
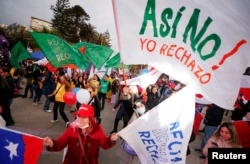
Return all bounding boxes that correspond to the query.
[51,0,90,43]
[50,0,70,37]
[0,23,30,50]
[0,0,113,50]
[50,0,111,46]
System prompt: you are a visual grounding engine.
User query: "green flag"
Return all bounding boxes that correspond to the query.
[74,42,114,70]
[10,41,31,69]
[30,32,89,70]
[104,53,129,68]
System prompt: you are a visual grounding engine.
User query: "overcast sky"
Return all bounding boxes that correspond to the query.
[0,0,119,50]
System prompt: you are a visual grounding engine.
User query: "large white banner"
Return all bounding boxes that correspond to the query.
[112,0,250,109]
[119,85,195,164]
[196,75,250,104]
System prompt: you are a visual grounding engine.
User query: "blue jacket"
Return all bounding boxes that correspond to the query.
[42,72,55,95]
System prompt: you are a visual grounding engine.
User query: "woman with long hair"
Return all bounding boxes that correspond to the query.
[86,86,102,124]
[146,85,160,110]
[76,76,85,89]
[50,75,71,127]
[202,122,241,164]
[70,72,79,88]
[120,99,147,164]
[44,104,119,164]
[88,74,100,96]
[110,86,136,134]
[83,73,89,88]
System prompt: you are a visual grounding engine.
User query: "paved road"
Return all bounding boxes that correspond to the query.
[6,81,231,164]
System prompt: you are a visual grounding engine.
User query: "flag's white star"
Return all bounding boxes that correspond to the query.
[4,139,19,160]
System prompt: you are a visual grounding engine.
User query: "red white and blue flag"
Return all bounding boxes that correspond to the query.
[0,128,44,164]
[239,75,250,100]
[233,121,250,148]
[193,109,203,136]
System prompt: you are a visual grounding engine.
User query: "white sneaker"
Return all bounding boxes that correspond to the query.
[50,120,58,123]
[45,109,52,113]
[33,102,37,105]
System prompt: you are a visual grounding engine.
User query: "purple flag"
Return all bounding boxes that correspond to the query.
[0,35,10,57]
[86,62,93,74]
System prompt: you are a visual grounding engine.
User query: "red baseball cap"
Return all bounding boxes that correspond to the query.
[73,104,94,117]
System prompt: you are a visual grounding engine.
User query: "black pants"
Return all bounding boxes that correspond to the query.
[24,83,33,97]
[187,130,196,156]
[53,101,69,123]
[1,103,13,123]
[112,118,128,132]
[98,92,106,110]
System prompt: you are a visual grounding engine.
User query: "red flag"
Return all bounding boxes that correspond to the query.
[193,109,203,136]
[44,63,57,72]
[233,121,250,148]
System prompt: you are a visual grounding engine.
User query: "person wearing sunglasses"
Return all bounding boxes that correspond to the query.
[87,86,102,124]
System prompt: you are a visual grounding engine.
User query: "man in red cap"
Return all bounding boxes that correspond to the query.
[44,104,119,164]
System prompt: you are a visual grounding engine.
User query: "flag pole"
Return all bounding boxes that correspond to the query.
[122,63,127,86]
[112,0,127,87]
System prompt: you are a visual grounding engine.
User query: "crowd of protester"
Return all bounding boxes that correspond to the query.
[0,54,249,163]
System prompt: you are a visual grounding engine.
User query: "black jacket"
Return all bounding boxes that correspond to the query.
[0,85,12,106]
[32,69,42,85]
[204,104,225,126]
[113,93,137,119]
[232,99,250,121]
[88,96,101,118]
[146,92,160,110]
[5,75,15,98]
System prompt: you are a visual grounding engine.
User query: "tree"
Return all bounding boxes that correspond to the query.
[51,0,90,43]
[1,23,29,50]
[64,5,90,43]
[79,23,97,42]
[50,0,70,40]
[101,30,111,47]
[0,23,66,52]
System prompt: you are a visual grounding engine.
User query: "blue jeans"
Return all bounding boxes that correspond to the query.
[43,95,51,111]
[32,84,42,103]
[17,76,22,88]
[200,125,218,151]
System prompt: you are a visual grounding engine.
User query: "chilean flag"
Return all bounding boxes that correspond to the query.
[0,128,44,164]
[239,75,250,100]
[233,121,250,148]
[193,109,203,136]
[168,80,176,89]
